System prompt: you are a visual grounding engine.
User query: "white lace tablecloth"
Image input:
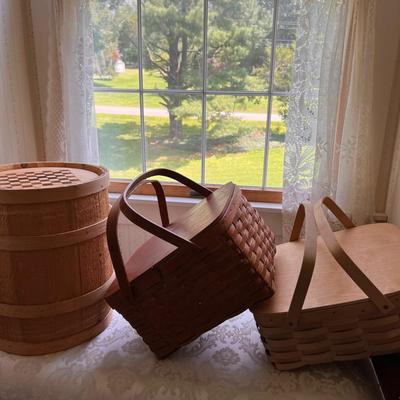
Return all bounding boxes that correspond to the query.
[0,311,381,400]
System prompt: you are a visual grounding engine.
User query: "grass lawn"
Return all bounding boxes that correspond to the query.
[97,113,284,187]
[94,68,283,114]
[94,68,166,89]
[94,69,166,108]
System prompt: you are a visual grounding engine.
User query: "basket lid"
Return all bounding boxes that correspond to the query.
[0,162,109,204]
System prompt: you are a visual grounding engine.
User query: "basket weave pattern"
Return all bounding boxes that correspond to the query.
[258,301,400,370]
[226,197,276,284]
[107,188,276,358]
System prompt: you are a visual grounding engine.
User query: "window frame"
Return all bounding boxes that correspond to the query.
[95,0,286,201]
[108,179,282,203]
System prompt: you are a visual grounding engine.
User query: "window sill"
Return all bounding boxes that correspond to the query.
[109,192,282,214]
[109,180,282,204]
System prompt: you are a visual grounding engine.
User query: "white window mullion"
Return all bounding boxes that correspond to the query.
[262,0,280,189]
[200,0,209,185]
[137,0,147,173]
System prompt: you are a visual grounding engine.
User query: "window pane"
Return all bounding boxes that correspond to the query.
[94,91,139,108]
[207,0,274,91]
[276,0,301,42]
[266,96,286,187]
[205,95,267,186]
[96,93,143,179]
[91,0,295,190]
[142,0,204,90]
[92,0,139,89]
[273,42,295,93]
[144,94,202,182]
[273,0,301,92]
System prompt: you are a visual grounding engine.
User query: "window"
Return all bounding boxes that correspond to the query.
[92,0,300,197]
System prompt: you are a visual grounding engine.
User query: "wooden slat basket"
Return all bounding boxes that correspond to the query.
[252,197,400,370]
[0,162,114,355]
[106,168,276,358]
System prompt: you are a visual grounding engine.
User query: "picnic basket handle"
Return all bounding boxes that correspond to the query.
[107,169,212,300]
[288,197,395,327]
[287,202,318,326]
[120,169,212,249]
[314,197,395,314]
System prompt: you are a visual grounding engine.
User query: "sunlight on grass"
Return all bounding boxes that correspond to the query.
[94,68,167,89]
[205,147,283,187]
[103,147,284,188]
[94,69,166,108]
[94,92,163,108]
[266,144,284,187]
[96,113,284,187]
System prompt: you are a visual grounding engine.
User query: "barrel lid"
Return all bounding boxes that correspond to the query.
[0,162,109,204]
[0,167,98,190]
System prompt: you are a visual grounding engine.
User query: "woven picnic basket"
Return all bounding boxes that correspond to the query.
[252,197,400,370]
[105,169,276,358]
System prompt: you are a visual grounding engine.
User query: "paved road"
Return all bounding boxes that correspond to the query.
[95,105,282,122]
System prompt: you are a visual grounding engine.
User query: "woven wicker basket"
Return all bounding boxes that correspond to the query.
[106,169,276,358]
[252,197,400,370]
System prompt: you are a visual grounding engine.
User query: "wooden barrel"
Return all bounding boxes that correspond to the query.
[0,162,114,355]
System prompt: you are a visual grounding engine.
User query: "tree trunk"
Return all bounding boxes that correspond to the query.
[163,26,188,139]
[168,110,183,139]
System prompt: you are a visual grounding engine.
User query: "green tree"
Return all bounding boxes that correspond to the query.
[92,0,297,137]
[92,0,138,75]
[207,0,272,90]
[142,0,274,138]
[92,0,120,76]
[142,0,203,138]
[116,2,138,65]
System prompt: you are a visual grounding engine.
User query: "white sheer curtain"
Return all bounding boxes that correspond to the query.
[0,0,43,163]
[282,0,376,239]
[0,0,98,165]
[44,0,99,164]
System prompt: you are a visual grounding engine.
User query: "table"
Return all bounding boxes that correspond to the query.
[0,310,382,400]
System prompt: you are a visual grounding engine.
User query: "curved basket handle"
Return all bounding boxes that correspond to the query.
[107,179,171,300]
[107,169,212,300]
[287,202,318,326]
[120,169,212,250]
[288,197,395,327]
[314,197,395,314]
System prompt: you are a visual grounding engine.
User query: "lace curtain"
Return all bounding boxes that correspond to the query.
[283,0,376,239]
[44,0,99,164]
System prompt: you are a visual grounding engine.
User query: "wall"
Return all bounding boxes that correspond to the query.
[373,0,400,214]
[379,0,400,223]
[386,120,400,225]
[372,0,400,140]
